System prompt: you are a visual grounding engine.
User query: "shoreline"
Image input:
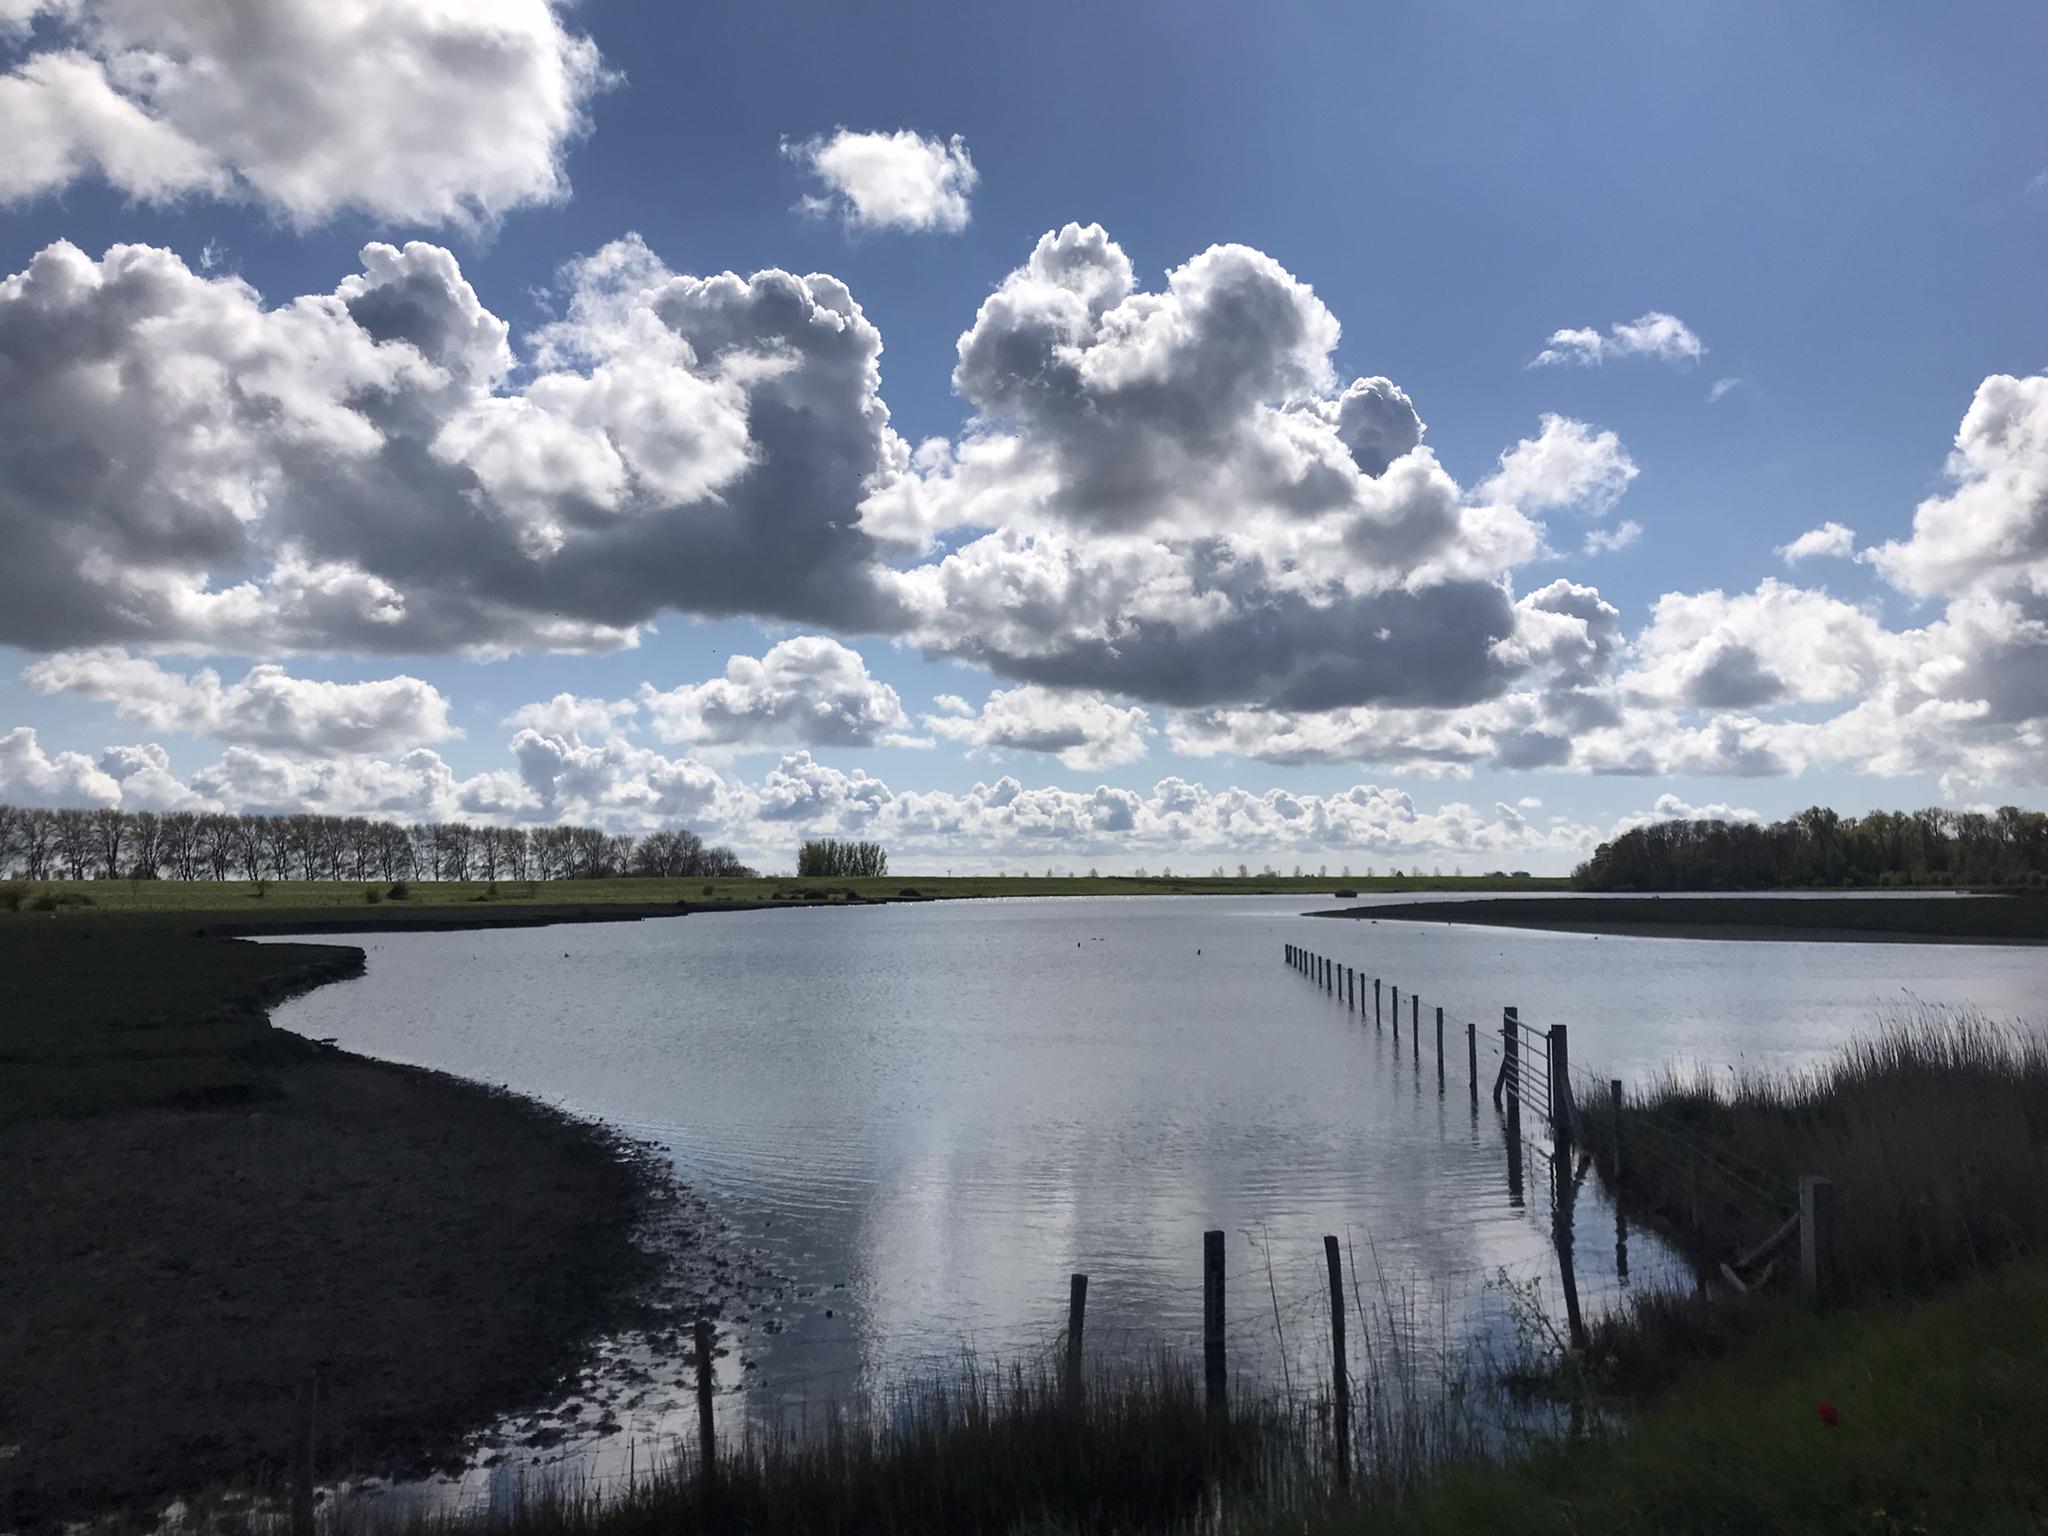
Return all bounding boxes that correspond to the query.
[0,917,739,1531]
[1312,894,2048,945]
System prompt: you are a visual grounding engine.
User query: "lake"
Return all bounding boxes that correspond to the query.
[263,892,2047,1510]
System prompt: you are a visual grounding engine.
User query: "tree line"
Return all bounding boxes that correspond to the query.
[1573,805,2048,891]
[0,804,753,883]
[796,838,888,878]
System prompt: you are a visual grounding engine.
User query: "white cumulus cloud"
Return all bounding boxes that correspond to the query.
[925,686,1153,770]
[1776,522,1857,565]
[1531,311,1705,369]
[23,650,456,754]
[0,0,609,228]
[784,128,978,233]
[1475,414,1638,516]
[636,637,918,750]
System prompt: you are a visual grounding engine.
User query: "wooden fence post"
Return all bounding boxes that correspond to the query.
[1467,1021,1478,1102]
[1435,1006,1445,1093]
[1066,1273,1088,1410]
[695,1317,718,1504]
[1204,1230,1227,1413]
[1549,1024,1572,1153]
[1494,1008,1519,1108]
[1609,1080,1624,1178]
[1323,1235,1350,1490]
[289,1383,315,1536]
[1412,993,1420,1046]
[1800,1175,1836,1306]
[1392,984,1400,1045]
[1374,978,1382,1029]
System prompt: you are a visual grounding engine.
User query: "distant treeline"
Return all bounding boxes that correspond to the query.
[797,838,888,878]
[0,805,753,883]
[1574,806,2048,891]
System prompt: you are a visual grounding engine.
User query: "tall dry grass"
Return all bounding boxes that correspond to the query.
[282,1271,1499,1536]
[1582,1006,2048,1298]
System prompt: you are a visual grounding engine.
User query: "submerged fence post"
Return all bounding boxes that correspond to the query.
[1323,1234,1351,1490]
[1374,978,1382,1029]
[1412,992,1420,1046]
[1066,1273,1088,1410]
[1467,1021,1478,1101]
[694,1317,718,1503]
[1549,1024,1572,1153]
[1392,984,1400,1045]
[1436,1006,1445,1093]
[289,1383,315,1536]
[1204,1230,1227,1413]
[1609,1079,1624,1178]
[1800,1175,1837,1306]
[1494,1007,1519,1108]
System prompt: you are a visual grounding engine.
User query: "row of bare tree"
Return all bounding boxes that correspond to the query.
[0,804,754,884]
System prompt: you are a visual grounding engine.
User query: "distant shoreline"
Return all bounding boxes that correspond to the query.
[1312,894,2048,945]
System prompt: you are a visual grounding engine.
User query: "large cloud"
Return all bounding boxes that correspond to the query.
[0,0,607,227]
[784,128,978,233]
[0,224,1631,721]
[0,235,911,654]
[636,636,916,749]
[23,650,455,753]
[1866,373,2048,603]
[870,224,1604,710]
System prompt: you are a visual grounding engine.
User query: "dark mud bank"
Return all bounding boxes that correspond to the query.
[0,927,748,1531]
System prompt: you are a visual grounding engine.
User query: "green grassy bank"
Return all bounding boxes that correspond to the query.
[1272,1253,2048,1536]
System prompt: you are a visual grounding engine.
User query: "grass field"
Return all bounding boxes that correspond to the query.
[0,870,1563,919]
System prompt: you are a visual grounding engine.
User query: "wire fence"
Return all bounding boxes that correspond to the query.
[1279,939,1808,1284]
[320,935,1803,1527]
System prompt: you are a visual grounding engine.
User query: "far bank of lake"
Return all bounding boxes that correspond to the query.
[1320,893,2048,944]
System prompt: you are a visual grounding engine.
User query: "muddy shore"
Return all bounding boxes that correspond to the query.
[0,914,738,1531]
[1312,894,2048,944]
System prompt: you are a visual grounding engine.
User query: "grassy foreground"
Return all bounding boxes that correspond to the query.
[0,916,682,1531]
[1325,893,2048,943]
[306,1257,2048,1536]
[1268,1253,2048,1536]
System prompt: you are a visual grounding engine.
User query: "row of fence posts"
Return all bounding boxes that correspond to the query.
[1283,942,1480,1103]
[1282,939,1837,1309]
[652,939,1842,1528]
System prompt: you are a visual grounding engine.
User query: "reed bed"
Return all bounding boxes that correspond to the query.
[1581,1005,2048,1298]
[312,1357,1300,1536]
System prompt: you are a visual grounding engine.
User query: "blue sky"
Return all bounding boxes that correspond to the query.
[2,0,2045,871]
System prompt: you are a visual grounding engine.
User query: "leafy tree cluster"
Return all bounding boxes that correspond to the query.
[796,838,887,878]
[1573,806,2048,891]
[0,804,752,883]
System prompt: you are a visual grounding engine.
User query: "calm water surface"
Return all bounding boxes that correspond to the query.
[264,893,2047,1507]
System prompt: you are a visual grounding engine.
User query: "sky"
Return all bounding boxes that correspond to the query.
[1,0,2045,874]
